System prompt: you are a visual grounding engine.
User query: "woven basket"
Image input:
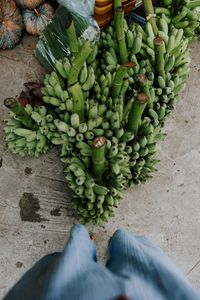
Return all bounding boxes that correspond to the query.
[94,0,138,28]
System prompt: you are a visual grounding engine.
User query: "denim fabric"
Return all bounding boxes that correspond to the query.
[4,225,200,300]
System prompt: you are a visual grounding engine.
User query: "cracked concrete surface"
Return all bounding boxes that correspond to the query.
[0,35,200,298]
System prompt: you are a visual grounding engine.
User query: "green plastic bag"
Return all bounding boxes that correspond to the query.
[35,5,99,72]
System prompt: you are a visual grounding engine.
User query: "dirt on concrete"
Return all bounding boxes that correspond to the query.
[16,262,23,269]
[19,192,46,222]
[24,167,32,175]
[50,207,61,217]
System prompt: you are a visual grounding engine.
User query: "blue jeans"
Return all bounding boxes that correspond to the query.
[4,225,200,300]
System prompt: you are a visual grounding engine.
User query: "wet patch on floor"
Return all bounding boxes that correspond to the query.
[19,193,47,222]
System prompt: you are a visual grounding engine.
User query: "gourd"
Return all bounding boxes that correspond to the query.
[15,0,44,9]
[0,0,23,49]
[22,3,54,36]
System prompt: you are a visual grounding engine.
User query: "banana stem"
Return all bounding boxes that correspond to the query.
[4,98,35,129]
[68,83,84,122]
[67,42,92,86]
[92,137,107,183]
[114,0,122,9]
[137,74,152,105]
[112,63,135,97]
[66,19,79,56]
[114,0,128,64]
[127,93,149,136]
[154,36,166,79]
[34,9,41,17]
[142,0,158,35]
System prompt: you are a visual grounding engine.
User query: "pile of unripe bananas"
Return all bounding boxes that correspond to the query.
[156,0,200,42]
[4,0,199,223]
[4,99,51,157]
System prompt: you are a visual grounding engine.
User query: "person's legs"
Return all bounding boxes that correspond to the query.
[4,225,97,300]
[44,225,126,300]
[4,252,60,300]
[106,229,167,276]
[106,229,200,300]
[5,226,200,300]
[5,225,126,300]
[44,224,97,299]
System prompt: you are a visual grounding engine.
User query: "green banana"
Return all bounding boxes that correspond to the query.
[55,60,68,79]
[70,113,80,129]
[82,67,95,91]
[79,63,88,84]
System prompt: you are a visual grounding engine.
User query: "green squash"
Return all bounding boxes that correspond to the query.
[0,0,23,49]
[16,0,44,9]
[23,3,54,36]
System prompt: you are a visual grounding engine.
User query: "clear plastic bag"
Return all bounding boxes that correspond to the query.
[57,0,95,18]
[57,0,99,42]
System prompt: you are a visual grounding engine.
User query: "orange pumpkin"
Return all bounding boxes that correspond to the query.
[15,0,44,9]
[23,3,54,36]
[0,0,23,49]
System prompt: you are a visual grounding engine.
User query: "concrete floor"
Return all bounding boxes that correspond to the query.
[0,35,200,298]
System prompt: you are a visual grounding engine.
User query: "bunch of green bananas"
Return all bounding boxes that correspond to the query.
[44,17,179,221]
[4,104,52,157]
[3,0,199,223]
[96,14,190,186]
[156,0,200,41]
[134,19,190,117]
[63,140,131,224]
[42,43,97,111]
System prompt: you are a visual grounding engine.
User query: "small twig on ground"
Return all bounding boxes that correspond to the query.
[0,54,20,62]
